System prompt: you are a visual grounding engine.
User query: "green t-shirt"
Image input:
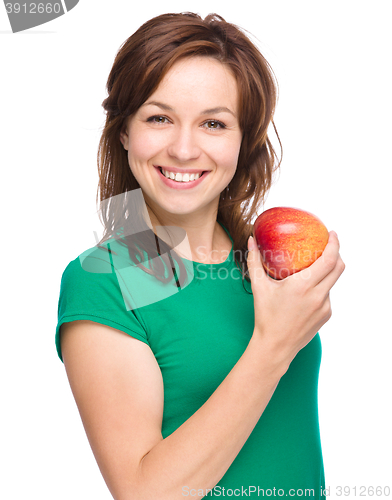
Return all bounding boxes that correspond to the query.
[55,223,325,498]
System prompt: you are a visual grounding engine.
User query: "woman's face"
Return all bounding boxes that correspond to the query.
[120,56,243,222]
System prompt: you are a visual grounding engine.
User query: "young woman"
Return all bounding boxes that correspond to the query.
[56,12,345,500]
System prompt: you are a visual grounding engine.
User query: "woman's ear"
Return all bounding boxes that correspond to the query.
[119,126,129,151]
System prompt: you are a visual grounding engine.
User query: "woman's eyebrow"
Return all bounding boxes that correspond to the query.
[201,106,236,117]
[143,101,173,111]
[142,101,236,117]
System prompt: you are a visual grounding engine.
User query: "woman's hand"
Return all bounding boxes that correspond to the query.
[246,231,345,370]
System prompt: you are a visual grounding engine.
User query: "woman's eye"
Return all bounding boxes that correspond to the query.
[147,115,170,124]
[146,116,226,129]
[204,120,226,130]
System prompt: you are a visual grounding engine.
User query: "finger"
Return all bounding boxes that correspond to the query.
[297,231,341,286]
[316,254,346,293]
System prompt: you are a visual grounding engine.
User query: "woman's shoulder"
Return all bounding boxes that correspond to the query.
[61,244,113,280]
[61,232,134,278]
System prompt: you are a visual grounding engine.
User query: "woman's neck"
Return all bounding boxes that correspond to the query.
[144,206,231,265]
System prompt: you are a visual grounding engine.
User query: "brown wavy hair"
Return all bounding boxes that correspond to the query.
[96,12,281,288]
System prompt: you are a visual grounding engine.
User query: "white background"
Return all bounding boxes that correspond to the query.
[1,0,391,498]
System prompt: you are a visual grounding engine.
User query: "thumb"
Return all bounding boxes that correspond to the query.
[246,236,269,284]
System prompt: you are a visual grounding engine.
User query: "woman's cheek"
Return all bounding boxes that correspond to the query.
[212,139,241,171]
[128,132,164,164]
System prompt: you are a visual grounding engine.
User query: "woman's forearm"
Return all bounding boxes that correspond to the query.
[134,334,289,500]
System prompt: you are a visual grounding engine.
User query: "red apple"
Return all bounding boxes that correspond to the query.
[253,207,329,280]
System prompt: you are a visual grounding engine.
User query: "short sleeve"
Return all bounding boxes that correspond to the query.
[55,244,149,363]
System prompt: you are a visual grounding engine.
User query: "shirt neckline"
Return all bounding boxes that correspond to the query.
[107,221,235,273]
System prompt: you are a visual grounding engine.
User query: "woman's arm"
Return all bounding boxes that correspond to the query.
[62,320,283,500]
[61,231,344,500]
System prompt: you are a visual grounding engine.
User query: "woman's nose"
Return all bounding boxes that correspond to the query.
[167,127,201,162]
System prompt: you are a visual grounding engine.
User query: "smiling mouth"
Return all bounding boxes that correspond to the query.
[158,167,206,183]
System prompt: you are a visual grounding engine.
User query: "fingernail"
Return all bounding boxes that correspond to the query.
[248,235,256,251]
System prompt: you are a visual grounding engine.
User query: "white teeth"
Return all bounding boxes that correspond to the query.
[161,168,201,182]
